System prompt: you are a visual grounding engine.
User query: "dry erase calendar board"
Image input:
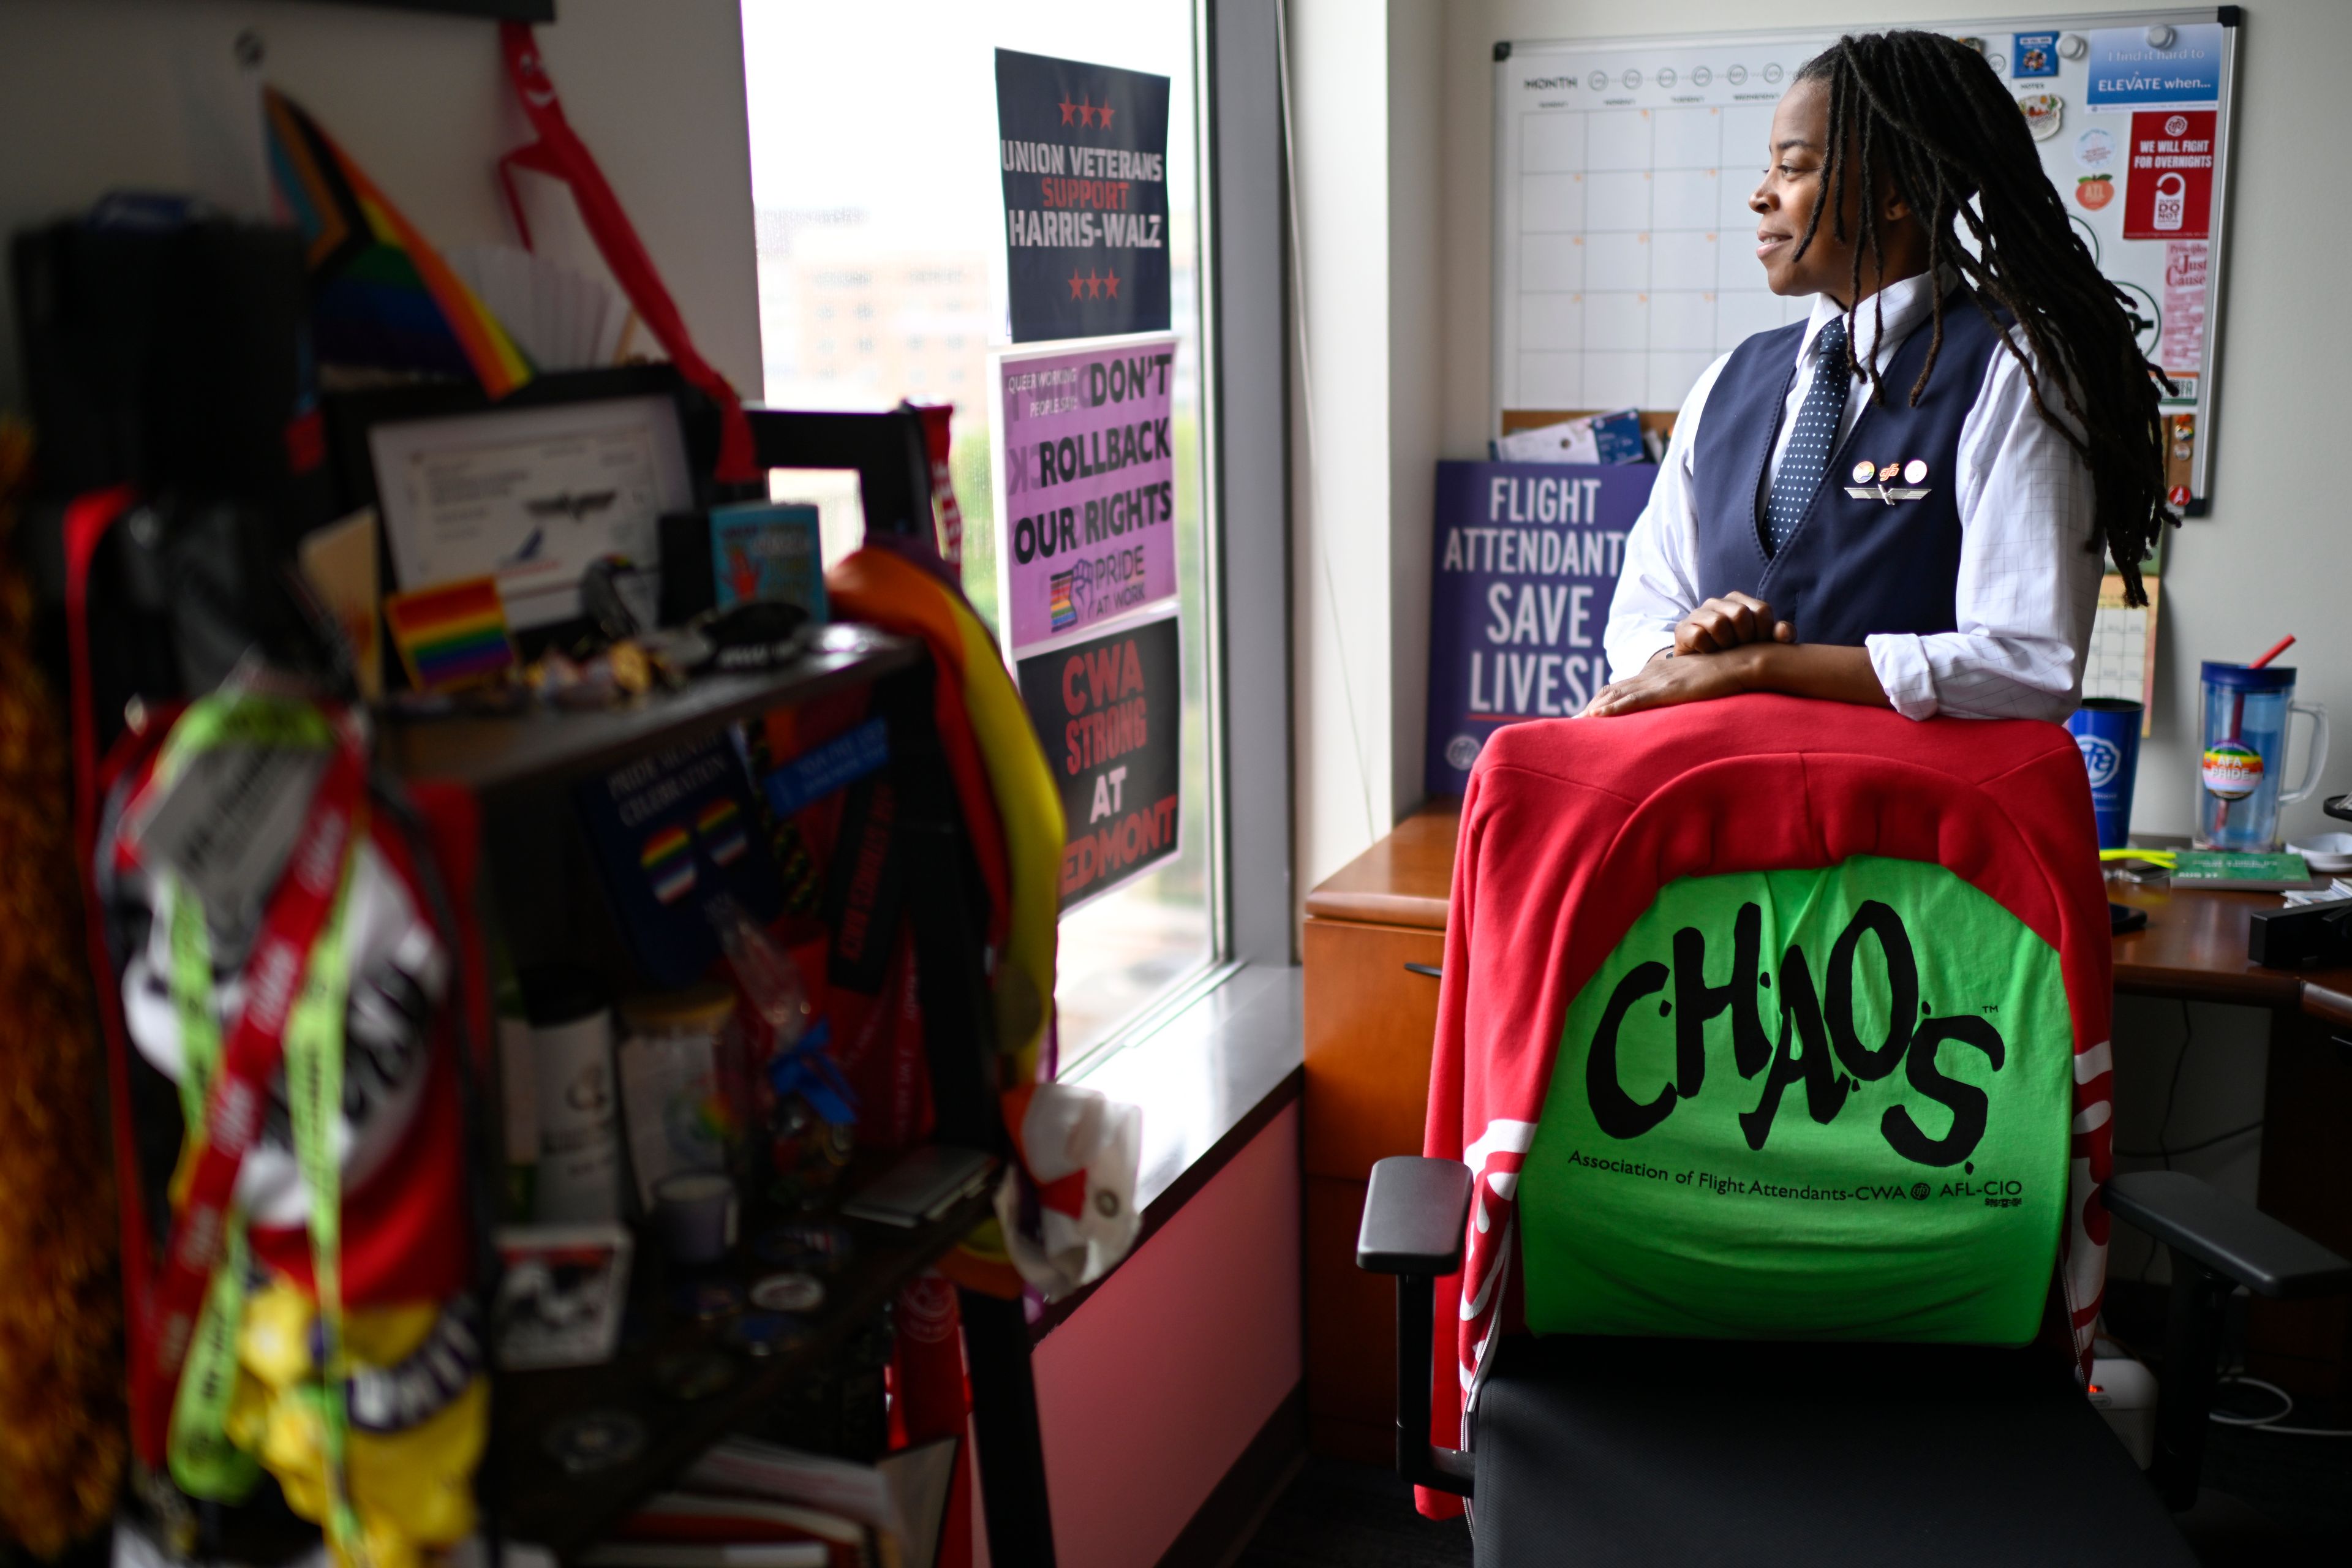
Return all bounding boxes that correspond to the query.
[1491,9,2239,512]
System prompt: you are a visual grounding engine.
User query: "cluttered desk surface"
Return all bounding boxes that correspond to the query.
[1306,802,2352,1030]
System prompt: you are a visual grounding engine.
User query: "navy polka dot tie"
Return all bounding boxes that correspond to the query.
[1762,314,1850,558]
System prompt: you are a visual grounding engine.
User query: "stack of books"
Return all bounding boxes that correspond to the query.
[580,1436,960,1568]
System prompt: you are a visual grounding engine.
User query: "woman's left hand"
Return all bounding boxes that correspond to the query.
[1581,648,1754,718]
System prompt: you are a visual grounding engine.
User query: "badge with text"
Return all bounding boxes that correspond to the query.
[996,48,1172,342]
[990,333,1180,657]
[1423,459,1656,797]
[1016,609,1182,910]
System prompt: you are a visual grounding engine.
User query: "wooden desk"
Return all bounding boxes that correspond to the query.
[2109,877,2352,1027]
[1301,804,2352,1458]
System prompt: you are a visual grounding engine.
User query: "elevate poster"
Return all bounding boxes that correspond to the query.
[1016,608,1182,910]
[995,47,1172,342]
[990,333,1180,657]
[1423,459,1656,797]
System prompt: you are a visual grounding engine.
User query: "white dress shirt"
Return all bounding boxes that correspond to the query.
[1603,271,2103,722]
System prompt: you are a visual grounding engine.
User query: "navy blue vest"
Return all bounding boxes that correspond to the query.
[1691,294,2005,648]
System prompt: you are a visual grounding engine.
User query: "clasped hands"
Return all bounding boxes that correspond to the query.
[1580,592,1793,718]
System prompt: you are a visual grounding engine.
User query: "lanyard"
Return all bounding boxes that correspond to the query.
[163,884,262,1502]
[139,715,366,1483]
[496,23,757,484]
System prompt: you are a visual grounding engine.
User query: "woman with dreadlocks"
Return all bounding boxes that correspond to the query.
[1588,29,2172,722]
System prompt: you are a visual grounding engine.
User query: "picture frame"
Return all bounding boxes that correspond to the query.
[328,366,709,652]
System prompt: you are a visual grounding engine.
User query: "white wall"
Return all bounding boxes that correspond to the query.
[1287,0,1451,903]
[0,0,763,409]
[1433,0,2348,851]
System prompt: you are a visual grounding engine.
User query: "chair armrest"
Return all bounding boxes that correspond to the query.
[1357,1156,1474,1275]
[2106,1170,2352,1299]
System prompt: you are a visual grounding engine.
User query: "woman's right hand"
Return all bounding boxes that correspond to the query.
[1673,592,1795,655]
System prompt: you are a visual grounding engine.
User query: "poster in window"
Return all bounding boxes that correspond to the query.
[1016,608,1182,911]
[989,333,1180,658]
[995,48,1172,342]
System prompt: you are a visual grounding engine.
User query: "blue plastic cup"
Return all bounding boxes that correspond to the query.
[2067,699,2142,850]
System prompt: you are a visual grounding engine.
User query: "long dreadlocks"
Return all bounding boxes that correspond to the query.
[1793,31,2175,604]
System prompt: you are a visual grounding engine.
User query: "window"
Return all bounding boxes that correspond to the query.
[742,0,1224,1070]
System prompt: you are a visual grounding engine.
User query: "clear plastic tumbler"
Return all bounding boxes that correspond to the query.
[2193,662,2329,851]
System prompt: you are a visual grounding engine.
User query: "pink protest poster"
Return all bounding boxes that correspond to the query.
[989,333,1180,655]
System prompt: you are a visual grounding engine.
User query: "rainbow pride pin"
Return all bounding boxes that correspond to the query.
[640,824,696,903]
[384,575,515,692]
[697,798,748,867]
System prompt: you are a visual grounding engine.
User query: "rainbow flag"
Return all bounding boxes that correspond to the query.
[264,87,532,398]
[696,798,748,867]
[383,576,514,692]
[639,826,696,904]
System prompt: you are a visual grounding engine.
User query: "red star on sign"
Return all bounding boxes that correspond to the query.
[1098,101,1116,129]
[1086,270,1103,299]
[1068,269,1088,300]
[1058,96,1077,125]
[1076,94,1095,127]
[1103,269,1121,299]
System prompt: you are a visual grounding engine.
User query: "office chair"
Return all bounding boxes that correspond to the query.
[1356,695,2352,1564]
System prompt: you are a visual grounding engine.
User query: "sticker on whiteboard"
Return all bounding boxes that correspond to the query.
[2125,110,2214,239]
[2084,23,2225,109]
[2159,240,2209,376]
[2076,175,2114,211]
[2075,127,2116,170]
[2013,32,2059,79]
[2017,92,2063,141]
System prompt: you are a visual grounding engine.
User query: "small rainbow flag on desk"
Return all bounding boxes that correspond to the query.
[383,576,515,692]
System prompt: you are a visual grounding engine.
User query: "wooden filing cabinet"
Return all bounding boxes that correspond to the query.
[1302,803,1458,1462]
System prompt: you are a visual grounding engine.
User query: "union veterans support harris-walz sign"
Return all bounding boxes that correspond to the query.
[996,47,1172,342]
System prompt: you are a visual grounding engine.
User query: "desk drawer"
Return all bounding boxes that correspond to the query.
[1303,917,1444,1180]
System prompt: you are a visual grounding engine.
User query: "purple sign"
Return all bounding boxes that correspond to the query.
[992,334,1179,655]
[1423,459,1657,797]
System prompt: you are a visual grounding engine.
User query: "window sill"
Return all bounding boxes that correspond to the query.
[1029,962,1304,1340]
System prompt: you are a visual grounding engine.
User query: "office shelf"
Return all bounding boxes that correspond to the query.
[383,625,921,796]
[493,1179,997,1558]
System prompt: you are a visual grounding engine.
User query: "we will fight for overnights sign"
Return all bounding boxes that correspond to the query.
[1423,459,1656,797]
[995,48,1172,341]
[990,333,1179,657]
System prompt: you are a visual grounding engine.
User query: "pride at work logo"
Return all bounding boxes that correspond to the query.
[1048,569,1077,631]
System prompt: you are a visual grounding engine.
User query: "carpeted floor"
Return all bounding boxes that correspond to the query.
[1237,1417,2352,1567]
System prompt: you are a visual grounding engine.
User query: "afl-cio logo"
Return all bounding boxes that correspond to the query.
[1910,1182,1931,1200]
[2075,733,2122,788]
[2165,113,2189,137]
[1446,734,1483,772]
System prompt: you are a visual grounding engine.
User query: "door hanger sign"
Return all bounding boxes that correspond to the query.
[1015,607,1182,911]
[2124,110,2215,240]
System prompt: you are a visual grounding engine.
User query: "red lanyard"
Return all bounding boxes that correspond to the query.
[135,739,366,1460]
[496,22,758,484]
